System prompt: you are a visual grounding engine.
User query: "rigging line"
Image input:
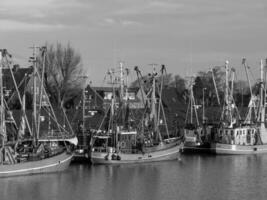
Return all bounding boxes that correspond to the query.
[41,107,66,131]
[97,104,111,131]
[160,99,170,138]
[5,54,33,136]
[134,66,146,108]
[60,103,75,136]
[35,70,70,149]
[136,103,149,133]
[233,68,239,83]
[101,74,107,87]
[210,67,221,105]
[248,67,256,84]
[6,75,28,105]
[185,92,190,124]
[69,92,83,125]
[41,107,70,135]
[37,47,46,136]
[3,99,18,129]
[230,94,241,120]
[191,88,199,126]
[91,86,104,104]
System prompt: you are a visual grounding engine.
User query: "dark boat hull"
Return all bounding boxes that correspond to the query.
[181,142,211,154]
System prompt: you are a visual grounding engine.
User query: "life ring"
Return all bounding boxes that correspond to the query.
[111,154,117,160]
[104,154,109,160]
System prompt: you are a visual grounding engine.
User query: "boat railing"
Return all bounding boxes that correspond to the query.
[92,146,141,154]
[92,147,108,153]
[120,148,140,154]
[40,130,74,139]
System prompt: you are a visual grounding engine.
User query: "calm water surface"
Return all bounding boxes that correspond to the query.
[1,154,267,200]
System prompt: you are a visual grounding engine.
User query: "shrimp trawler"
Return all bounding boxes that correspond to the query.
[0,47,74,177]
[91,63,181,164]
[211,59,267,154]
[181,76,213,153]
[73,78,98,162]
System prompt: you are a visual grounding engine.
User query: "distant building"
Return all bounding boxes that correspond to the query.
[86,86,145,111]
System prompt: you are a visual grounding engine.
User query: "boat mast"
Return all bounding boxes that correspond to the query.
[221,60,234,126]
[151,65,159,137]
[185,76,199,126]
[107,69,117,147]
[243,58,257,124]
[125,68,129,102]
[242,58,253,96]
[0,51,6,163]
[134,66,146,108]
[37,47,46,137]
[158,65,169,138]
[30,45,39,147]
[80,75,88,138]
[190,82,193,124]
[202,87,206,124]
[260,59,265,124]
[120,62,124,100]
[210,68,220,105]
[225,60,232,124]
[119,62,126,126]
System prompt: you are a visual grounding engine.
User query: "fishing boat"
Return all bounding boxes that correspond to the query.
[211,60,267,154]
[0,47,74,177]
[180,75,215,153]
[73,81,95,162]
[91,64,181,164]
[181,76,209,153]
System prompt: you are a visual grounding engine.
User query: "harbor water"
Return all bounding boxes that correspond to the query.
[1,154,267,200]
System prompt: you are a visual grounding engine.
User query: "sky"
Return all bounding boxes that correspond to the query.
[1,0,267,85]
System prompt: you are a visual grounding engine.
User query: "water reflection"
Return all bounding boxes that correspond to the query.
[1,155,267,200]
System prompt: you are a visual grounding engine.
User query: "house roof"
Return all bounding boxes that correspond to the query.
[91,86,139,93]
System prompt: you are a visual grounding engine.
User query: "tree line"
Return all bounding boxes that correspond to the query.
[5,42,260,110]
[131,67,259,108]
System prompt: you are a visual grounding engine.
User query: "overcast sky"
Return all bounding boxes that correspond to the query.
[1,0,267,84]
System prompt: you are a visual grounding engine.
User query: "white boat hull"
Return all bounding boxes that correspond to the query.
[91,144,180,164]
[0,151,73,177]
[211,143,267,155]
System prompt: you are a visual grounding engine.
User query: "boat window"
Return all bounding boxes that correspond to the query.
[107,137,113,147]
[93,138,108,147]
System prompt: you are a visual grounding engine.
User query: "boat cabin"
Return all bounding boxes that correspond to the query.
[184,124,202,143]
[118,131,137,153]
[216,127,257,146]
[91,135,113,153]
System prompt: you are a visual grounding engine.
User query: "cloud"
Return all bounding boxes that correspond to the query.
[0,0,53,7]
[0,19,66,31]
[103,18,116,25]
[0,0,92,28]
[121,20,141,26]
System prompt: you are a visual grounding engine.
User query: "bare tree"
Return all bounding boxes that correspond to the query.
[38,43,85,108]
